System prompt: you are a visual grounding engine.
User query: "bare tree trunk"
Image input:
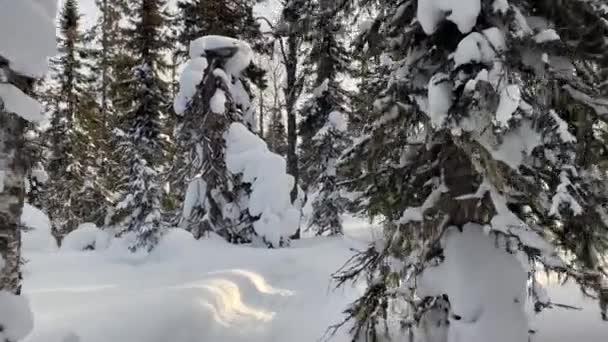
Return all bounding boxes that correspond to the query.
[100,0,109,126]
[285,34,299,204]
[259,88,264,138]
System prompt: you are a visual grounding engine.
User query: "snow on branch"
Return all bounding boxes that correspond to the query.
[225,123,300,246]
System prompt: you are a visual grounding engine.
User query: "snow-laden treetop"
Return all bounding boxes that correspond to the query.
[0,0,58,77]
[174,36,254,115]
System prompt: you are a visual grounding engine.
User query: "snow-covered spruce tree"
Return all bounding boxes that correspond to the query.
[299,0,351,236]
[174,36,299,246]
[332,0,608,340]
[111,0,171,251]
[45,0,103,240]
[0,0,56,339]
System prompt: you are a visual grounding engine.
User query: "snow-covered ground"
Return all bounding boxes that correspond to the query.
[19,208,608,342]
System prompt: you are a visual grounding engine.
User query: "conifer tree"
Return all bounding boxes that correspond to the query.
[174,37,256,242]
[332,0,608,340]
[45,0,102,240]
[299,0,350,235]
[111,0,171,251]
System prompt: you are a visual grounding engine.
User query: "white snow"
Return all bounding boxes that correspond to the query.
[495,85,521,127]
[210,89,227,114]
[427,73,453,127]
[417,0,481,35]
[0,84,45,122]
[534,29,561,43]
[0,0,57,77]
[493,0,510,14]
[61,223,111,252]
[0,291,34,341]
[182,177,207,222]
[174,57,208,115]
[225,123,300,245]
[21,203,57,253]
[15,216,608,342]
[418,224,529,342]
[549,110,576,143]
[189,36,253,76]
[550,171,583,218]
[453,28,505,68]
[328,111,348,132]
[477,120,542,168]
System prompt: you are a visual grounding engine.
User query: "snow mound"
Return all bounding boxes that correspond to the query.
[0,0,57,77]
[21,203,57,252]
[0,291,34,341]
[419,224,528,342]
[225,123,300,246]
[149,229,206,261]
[61,224,111,252]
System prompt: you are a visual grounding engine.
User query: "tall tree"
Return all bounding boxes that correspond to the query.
[45,0,102,241]
[111,0,171,251]
[0,0,56,339]
[299,0,351,235]
[174,37,256,242]
[333,0,608,340]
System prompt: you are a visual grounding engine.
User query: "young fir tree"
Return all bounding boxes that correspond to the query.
[298,0,350,236]
[332,0,608,340]
[44,0,102,241]
[112,0,171,251]
[89,0,128,213]
[174,37,256,242]
[174,36,300,246]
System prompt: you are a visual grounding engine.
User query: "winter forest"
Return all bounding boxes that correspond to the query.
[1,0,608,341]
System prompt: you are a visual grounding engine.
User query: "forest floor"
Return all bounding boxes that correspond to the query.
[19,207,608,342]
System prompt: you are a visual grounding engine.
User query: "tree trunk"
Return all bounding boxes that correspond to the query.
[0,71,29,295]
[285,33,299,204]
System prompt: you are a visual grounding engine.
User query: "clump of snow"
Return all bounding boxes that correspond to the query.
[328,111,348,132]
[148,229,206,262]
[549,110,576,143]
[453,28,506,68]
[534,29,560,43]
[495,85,521,127]
[182,177,207,222]
[427,73,453,127]
[0,0,57,77]
[173,57,208,115]
[21,203,57,253]
[189,36,253,76]
[313,79,330,98]
[418,224,529,342]
[0,291,34,341]
[225,123,300,246]
[0,84,45,122]
[493,0,510,14]
[550,171,583,218]
[417,0,481,35]
[477,120,542,168]
[210,89,227,114]
[61,224,111,252]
